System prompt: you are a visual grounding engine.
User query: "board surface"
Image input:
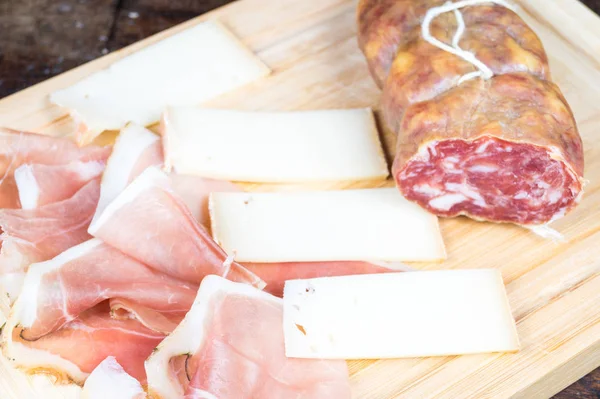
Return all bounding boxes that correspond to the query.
[0,0,599,397]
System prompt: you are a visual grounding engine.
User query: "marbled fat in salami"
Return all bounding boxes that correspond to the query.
[358,0,584,224]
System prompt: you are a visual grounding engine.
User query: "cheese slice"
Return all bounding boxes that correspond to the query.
[145,275,282,399]
[50,21,270,144]
[210,188,446,262]
[163,107,388,182]
[283,270,520,359]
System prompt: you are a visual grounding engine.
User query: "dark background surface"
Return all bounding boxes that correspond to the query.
[0,0,599,397]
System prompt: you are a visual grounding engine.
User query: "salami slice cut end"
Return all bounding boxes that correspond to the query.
[396,137,583,225]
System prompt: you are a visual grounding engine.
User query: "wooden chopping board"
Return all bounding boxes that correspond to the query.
[0,0,599,398]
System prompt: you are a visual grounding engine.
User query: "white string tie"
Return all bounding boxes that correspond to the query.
[422,0,516,84]
[524,224,566,243]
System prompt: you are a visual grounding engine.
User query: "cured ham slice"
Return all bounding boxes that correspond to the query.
[244,261,402,297]
[13,238,196,340]
[83,357,146,399]
[145,275,350,399]
[169,174,240,231]
[15,160,105,209]
[92,124,163,225]
[0,180,100,302]
[89,167,263,288]
[0,127,109,208]
[3,302,164,384]
[109,298,182,335]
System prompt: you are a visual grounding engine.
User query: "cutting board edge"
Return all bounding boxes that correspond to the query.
[512,336,600,399]
[0,0,599,398]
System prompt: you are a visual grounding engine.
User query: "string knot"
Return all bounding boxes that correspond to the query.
[421,0,515,84]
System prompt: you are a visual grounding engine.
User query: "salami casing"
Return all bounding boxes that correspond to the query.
[358,0,584,225]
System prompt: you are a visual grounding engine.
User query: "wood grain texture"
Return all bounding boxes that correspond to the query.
[0,0,599,398]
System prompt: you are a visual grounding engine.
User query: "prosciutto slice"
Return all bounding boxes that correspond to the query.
[3,302,164,384]
[13,238,196,340]
[0,180,100,301]
[146,275,350,399]
[83,357,146,399]
[109,298,183,335]
[0,127,109,209]
[89,167,263,288]
[169,173,240,231]
[92,124,163,225]
[244,261,401,297]
[15,160,105,209]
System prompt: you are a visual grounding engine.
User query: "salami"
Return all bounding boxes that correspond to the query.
[358,0,584,224]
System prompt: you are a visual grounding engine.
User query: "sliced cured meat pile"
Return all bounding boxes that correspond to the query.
[14,239,196,340]
[358,0,584,225]
[89,167,264,288]
[145,275,351,399]
[244,261,399,297]
[4,302,164,385]
[0,127,110,209]
[0,128,109,301]
[109,298,183,335]
[2,127,241,388]
[0,128,179,388]
[15,160,105,209]
[0,180,101,301]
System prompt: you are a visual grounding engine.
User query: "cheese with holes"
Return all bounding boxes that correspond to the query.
[210,188,446,262]
[283,270,520,359]
[50,21,270,144]
[163,107,388,182]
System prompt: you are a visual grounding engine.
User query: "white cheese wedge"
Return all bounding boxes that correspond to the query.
[83,357,146,399]
[163,107,388,182]
[283,270,520,359]
[50,21,270,144]
[210,188,446,262]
